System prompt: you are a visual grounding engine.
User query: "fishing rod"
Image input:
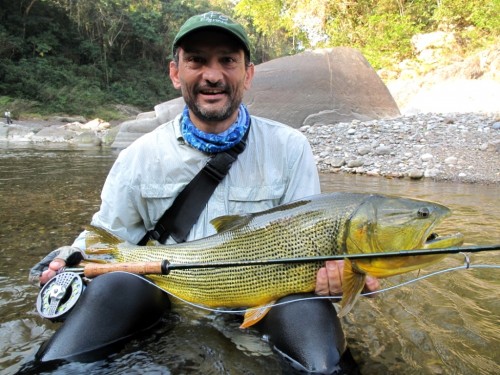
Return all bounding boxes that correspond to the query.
[38,244,499,321]
[65,244,500,278]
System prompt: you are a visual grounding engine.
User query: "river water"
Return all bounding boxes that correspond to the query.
[0,147,498,374]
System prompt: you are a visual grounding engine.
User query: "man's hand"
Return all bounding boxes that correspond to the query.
[315,260,380,297]
[29,246,84,286]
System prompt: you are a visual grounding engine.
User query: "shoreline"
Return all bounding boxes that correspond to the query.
[301,112,499,185]
[1,112,499,185]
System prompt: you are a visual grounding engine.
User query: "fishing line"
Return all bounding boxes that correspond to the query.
[137,261,500,316]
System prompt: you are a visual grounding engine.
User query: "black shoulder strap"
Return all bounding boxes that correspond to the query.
[137,127,249,245]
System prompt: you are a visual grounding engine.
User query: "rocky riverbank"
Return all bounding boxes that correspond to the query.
[301,112,500,184]
[1,112,499,184]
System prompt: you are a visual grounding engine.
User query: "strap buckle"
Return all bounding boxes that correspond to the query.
[205,152,237,181]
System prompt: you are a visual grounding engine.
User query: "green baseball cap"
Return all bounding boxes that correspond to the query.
[172,11,251,59]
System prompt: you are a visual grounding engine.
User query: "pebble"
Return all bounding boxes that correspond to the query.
[300,113,500,184]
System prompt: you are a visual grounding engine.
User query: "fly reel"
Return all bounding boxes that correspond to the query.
[36,271,85,322]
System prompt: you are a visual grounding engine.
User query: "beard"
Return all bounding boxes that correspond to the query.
[183,83,243,123]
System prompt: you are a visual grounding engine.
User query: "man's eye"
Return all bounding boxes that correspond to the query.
[186,56,204,64]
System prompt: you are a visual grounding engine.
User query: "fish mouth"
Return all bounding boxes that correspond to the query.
[423,232,464,249]
[420,208,463,249]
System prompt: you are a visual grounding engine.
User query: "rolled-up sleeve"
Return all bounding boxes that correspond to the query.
[282,131,321,203]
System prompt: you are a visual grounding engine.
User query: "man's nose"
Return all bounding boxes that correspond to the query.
[202,62,223,84]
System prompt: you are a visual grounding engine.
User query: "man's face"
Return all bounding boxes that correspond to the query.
[169,29,254,132]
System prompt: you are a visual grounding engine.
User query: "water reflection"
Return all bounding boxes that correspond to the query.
[0,148,498,374]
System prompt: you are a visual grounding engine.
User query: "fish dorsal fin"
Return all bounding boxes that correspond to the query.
[337,259,366,318]
[240,304,274,328]
[210,214,253,233]
[84,225,123,255]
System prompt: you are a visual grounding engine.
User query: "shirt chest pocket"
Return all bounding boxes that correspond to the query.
[228,184,286,214]
[140,183,186,224]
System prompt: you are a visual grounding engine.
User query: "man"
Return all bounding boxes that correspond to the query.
[5,110,12,124]
[31,11,379,373]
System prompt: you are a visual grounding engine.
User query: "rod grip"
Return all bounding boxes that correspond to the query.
[83,262,163,278]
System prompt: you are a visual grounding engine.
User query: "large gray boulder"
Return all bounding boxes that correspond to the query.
[111,97,185,149]
[245,47,400,126]
[112,47,400,149]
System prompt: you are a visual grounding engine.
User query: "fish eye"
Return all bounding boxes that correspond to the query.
[417,207,430,218]
[427,233,438,241]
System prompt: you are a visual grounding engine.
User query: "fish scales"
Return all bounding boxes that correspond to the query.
[108,194,361,307]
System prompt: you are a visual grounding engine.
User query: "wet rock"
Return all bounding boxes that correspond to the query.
[0,124,8,138]
[1,119,118,147]
[74,131,102,147]
[408,169,424,180]
[32,126,74,142]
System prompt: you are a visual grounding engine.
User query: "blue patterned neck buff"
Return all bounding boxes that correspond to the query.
[181,104,250,153]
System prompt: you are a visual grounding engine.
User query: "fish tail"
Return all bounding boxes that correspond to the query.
[337,259,366,318]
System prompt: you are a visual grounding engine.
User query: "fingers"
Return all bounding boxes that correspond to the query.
[29,246,83,286]
[315,260,381,298]
[315,267,329,295]
[362,275,381,297]
[315,260,343,296]
[325,260,343,295]
[39,259,66,286]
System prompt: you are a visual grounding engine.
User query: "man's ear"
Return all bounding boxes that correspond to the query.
[169,61,181,89]
[244,63,255,91]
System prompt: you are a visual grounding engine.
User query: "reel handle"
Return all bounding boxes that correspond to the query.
[82,261,164,278]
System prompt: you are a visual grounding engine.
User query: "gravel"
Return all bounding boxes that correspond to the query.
[300,112,500,184]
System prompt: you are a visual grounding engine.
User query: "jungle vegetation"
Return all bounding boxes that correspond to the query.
[0,0,498,119]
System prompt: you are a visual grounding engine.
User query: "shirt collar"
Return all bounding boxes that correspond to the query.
[173,114,185,143]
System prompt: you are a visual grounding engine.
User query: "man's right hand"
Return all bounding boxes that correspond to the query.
[315,260,380,297]
[29,246,84,286]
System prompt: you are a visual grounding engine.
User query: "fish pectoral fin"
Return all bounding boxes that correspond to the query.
[210,214,253,233]
[239,303,274,329]
[337,259,366,318]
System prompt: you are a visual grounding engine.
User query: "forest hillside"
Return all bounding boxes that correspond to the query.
[0,0,498,120]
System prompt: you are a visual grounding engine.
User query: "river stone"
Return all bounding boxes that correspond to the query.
[357,146,371,155]
[444,156,458,165]
[112,48,400,149]
[0,124,8,139]
[32,126,74,142]
[74,131,102,146]
[347,159,364,168]
[408,169,424,180]
[49,115,87,123]
[6,125,35,140]
[374,145,391,155]
[328,157,346,168]
[421,153,433,162]
[245,48,400,127]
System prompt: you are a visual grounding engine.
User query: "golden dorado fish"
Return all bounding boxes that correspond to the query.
[84,192,464,327]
